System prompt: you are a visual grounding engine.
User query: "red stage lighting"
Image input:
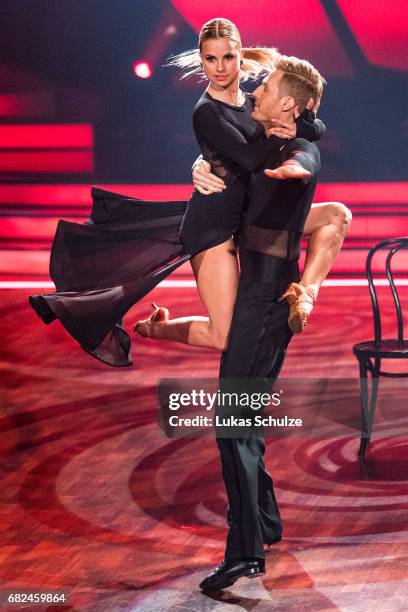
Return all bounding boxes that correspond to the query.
[133,61,153,79]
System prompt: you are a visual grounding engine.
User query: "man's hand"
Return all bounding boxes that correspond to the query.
[266,120,296,140]
[264,161,311,180]
[192,159,226,195]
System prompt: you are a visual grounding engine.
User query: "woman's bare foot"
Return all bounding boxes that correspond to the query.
[134,302,169,338]
[279,282,316,334]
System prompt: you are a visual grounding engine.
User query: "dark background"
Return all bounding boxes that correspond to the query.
[1,0,407,183]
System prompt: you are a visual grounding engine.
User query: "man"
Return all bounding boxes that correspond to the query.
[199,55,325,591]
[192,104,351,335]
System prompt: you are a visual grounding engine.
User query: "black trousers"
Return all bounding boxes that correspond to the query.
[217,268,296,561]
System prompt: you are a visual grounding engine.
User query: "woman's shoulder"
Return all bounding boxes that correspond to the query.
[193,92,222,115]
[192,93,227,129]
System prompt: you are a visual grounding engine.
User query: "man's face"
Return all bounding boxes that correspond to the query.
[251,69,285,124]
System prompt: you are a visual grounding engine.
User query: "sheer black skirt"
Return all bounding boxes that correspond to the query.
[29,183,246,367]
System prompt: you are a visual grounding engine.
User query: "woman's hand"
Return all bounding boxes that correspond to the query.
[266,99,319,140]
[266,120,297,140]
[306,96,320,113]
[192,160,226,194]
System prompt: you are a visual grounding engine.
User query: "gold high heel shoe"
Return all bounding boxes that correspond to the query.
[134,302,169,338]
[279,282,315,334]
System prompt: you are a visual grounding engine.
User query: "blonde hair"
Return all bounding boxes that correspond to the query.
[166,18,277,82]
[275,54,326,111]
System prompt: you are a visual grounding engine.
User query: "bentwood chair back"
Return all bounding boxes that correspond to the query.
[353,237,408,456]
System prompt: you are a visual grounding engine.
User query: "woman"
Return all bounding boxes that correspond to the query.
[29,18,342,366]
[133,19,323,346]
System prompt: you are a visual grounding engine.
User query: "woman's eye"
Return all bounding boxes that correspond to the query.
[225,55,234,60]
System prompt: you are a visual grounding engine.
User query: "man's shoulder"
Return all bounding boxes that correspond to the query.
[297,138,318,150]
[285,138,319,154]
[282,138,320,167]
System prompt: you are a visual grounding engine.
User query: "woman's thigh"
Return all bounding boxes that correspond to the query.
[190,239,239,336]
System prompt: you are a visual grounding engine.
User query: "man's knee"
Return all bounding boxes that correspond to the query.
[328,202,352,236]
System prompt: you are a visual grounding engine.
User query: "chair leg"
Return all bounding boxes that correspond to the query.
[358,359,370,456]
[358,357,381,457]
[359,437,369,457]
[367,357,381,438]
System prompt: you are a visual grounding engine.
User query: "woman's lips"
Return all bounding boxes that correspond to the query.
[215,75,227,80]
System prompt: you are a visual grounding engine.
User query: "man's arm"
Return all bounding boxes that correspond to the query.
[264,138,321,180]
[192,110,324,193]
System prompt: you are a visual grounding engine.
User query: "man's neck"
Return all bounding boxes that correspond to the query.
[263,111,295,134]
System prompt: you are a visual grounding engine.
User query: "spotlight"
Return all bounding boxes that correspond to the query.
[133,61,153,79]
[164,25,177,36]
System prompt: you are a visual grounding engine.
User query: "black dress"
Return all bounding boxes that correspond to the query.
[29,92,324,367]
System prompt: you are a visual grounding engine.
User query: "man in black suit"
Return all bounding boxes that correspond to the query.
[200,55,323,591]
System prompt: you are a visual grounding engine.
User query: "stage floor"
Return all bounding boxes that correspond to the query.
[1,285,408,611]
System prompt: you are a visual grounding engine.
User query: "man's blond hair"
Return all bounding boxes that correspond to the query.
[275,55,326,112]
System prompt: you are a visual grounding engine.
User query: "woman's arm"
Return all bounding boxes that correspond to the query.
[192,104,325,191]
[295,109,326,142]
[193,102,284,173]
[267,110,326,142]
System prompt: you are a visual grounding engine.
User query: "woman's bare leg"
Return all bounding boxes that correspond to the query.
[135,239,239,351]
[301,201,352,299]
[281,202,352,332]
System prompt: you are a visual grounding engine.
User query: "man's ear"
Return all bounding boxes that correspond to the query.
[280,96,296,112]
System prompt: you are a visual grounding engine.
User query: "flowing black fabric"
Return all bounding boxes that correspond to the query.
[30,187,190,367]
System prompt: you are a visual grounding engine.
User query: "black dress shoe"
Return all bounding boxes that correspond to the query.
[199,558,265,591]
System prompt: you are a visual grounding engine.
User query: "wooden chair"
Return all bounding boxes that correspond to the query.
[353,237,408,456]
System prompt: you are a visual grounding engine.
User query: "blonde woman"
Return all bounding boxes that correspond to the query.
[134,18,348,348]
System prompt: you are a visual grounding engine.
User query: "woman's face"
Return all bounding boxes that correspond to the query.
[200,38,241,89]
